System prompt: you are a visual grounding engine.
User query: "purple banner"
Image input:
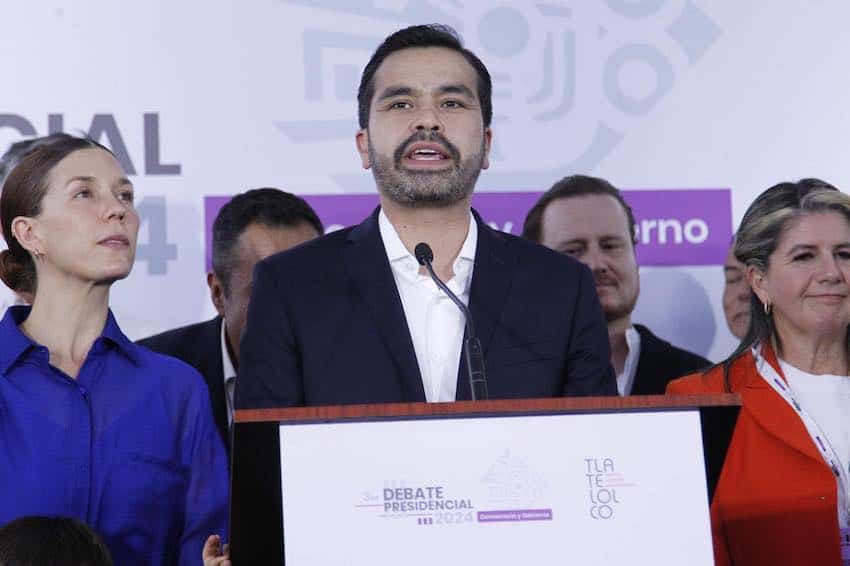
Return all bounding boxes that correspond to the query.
[204,189,731,270]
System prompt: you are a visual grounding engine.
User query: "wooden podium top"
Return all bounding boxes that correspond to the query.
[234,393,740,424]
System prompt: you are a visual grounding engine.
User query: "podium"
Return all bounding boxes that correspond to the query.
[230,394,739,565]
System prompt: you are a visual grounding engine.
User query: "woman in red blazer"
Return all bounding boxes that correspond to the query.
[668,179,850,566]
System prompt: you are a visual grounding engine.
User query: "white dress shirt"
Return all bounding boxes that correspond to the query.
[220,320,237,427]
[378,209,477,402]
[780,359,850,526]
[616,326,642,396]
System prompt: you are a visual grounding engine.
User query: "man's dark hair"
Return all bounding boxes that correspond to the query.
[211,188,323,294]
[0,516,113,566]
[357,24,493,129]
[521,175,636,245]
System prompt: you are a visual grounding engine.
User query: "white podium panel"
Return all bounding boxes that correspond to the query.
[279,410,713,565]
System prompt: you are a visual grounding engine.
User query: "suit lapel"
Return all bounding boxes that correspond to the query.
[740,347,824,465]
[631,324,667,395]
[200,317,230,451]
[341,208,425,402]
[456,212,516,400]
[630,325,659,395]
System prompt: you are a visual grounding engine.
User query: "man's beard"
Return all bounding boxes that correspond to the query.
[369,131,485,208]
[603,298,637,324]
[601,285,639,324]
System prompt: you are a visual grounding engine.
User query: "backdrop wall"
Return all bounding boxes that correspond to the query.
[3,0,848,363]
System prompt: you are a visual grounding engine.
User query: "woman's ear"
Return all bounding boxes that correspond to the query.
[10,216,42,258]
[747,264,769,307]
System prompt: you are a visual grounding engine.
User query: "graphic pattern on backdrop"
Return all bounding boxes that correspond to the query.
[276,0,720,191]
[0,0,738,359]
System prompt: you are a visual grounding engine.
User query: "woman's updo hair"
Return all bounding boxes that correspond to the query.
[720,178,850,388]
[0,135,114,294]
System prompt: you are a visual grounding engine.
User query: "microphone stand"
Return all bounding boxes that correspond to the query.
[415,243,489,401]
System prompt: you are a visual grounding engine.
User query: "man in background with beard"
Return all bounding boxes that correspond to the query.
[235,24,616,409]
[523,175,710,395]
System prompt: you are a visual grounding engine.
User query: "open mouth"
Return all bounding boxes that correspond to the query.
[409,149,446,160]
[403,143,451,164]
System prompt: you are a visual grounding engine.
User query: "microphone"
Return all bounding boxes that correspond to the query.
[414,242,489,401]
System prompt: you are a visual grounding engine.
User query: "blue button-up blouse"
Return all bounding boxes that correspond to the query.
[0,306,228,565]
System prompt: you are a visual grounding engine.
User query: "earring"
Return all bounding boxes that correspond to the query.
[763,300,772,316]
[33,250,44,260]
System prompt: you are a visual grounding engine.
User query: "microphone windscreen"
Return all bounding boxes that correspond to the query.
[414,242,434,265]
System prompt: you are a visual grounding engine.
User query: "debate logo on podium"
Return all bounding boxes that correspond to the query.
[477,449,553,524]
[355,480,475,526]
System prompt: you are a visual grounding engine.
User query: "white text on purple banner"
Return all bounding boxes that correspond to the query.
[204,189,731,269]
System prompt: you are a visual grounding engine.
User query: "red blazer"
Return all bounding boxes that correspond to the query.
[667,347,842,566]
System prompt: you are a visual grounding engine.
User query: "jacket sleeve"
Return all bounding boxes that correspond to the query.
[710,496,732,566]
[666,370,716,394]
[666,376,693,394]
[235,259,304,409]
[562,262,618,396]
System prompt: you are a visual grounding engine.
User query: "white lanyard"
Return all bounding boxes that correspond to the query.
[752,347,850,527]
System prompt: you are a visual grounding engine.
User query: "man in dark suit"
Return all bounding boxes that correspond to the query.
[523,175,710,395]
[235,25,616,410]
[139,189,323,447]
[722,241,750,341]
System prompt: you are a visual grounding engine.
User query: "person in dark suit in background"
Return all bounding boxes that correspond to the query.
[139,188,322,449]
[235,24,616,411]
[722,238,750,341]
[523,175,710,395]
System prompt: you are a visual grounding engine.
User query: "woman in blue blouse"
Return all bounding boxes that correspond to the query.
[0,135,228,565]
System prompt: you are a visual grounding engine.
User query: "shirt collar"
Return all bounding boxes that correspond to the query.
[0,306,37,375]
[457,214,478,263]
[378,208,478,267]
[0,305,140,376]
[220,318,237,383]
[625,325,640,353]
[378,208,411,263]
[616,325,642,396]
[101,310,140,364]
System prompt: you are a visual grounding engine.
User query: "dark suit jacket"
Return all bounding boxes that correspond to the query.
[138,317,230,451]
[630,324,711,395]
[236,208,617,409]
